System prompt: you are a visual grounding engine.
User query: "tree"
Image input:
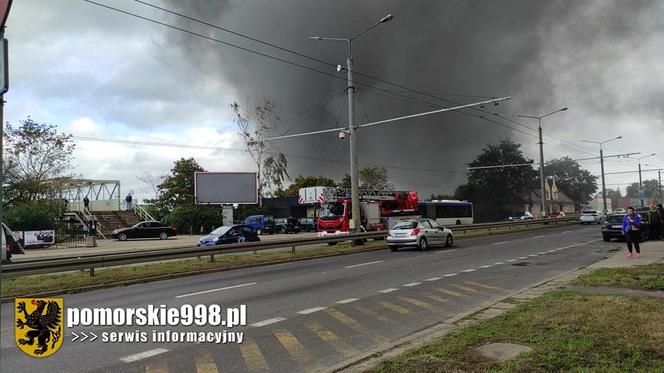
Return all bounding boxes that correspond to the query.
[456,139,537,222]
[275,175,336,198]
[626,180,661,201]
[359,166,393,191]
[338,174,351,189]
[231,101,289,199]
[603,188,623,209]
[136,171,167,202]
[4,201,59,230]
[3,117,76,205]
[544,157,598,209]
[154,158,204,211]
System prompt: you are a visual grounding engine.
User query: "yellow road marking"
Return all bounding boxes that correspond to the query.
[436,288,467,297]
[305,321,359,358]
[353,304,394,323]
[195,352,220,373]
[425,294,449,303]
[145,362,168,373]
[377,301,410,315]
[324,308,387,343]
[274,329,313,365]
[239,339,269,372]
[398,296,440,312]
[451,284,480,293]
[465,281,503,291]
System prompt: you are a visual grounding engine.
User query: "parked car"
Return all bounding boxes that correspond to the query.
[601,213,650,242]
[1,223,25,264]
[549,211,567,219]
[613,208,626,214]
[275,217,300,234]
[243,215,275,235]
[508,211,534,221]
[298,217,317,232]
[387,218,454,251]
[198,225,260,246]
[111,221,177,241]
[580,210,604,224]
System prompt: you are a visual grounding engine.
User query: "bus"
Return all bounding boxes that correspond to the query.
[418,200,474,226]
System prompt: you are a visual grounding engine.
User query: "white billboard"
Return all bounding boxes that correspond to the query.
[194,172,258,204]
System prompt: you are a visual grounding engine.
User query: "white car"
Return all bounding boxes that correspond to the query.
[580,210,604,224]
[387,218,454,251]
[613,208,626,214]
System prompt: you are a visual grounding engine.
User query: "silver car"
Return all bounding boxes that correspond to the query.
[580,210,604,224]
[387,219,454,251]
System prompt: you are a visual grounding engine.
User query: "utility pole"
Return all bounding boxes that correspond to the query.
[659,169,662,203]
[580,136,621,214]
[518,107,568,218]
[635,153,656,207]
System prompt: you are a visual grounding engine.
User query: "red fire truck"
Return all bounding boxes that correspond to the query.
[298,187,419,234]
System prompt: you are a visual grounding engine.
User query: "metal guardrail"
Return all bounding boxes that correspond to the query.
[0,217,578,278]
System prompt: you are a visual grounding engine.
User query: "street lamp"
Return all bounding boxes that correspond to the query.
[518,107,568,218]
[309,14,394,236]
[635,153,656,207]
[581,136,622,213]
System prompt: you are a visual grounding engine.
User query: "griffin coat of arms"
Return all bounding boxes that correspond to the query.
[15,298,64,357]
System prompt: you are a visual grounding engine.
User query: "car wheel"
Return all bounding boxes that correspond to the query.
[118,233,127,241]
[445,235,454,247]
[418,237,428,251]
[257,229,262,235]
[456,220,461,225]
[390,246,399,252]
[602,234,610,242]
[327,242,337,246]
[159,232,168,240]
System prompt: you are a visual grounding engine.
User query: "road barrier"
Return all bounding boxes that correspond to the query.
[1,217,578,278]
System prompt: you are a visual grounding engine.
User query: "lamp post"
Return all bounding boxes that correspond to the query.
[581,136,622,214]
[309,14,394,236]
[518,107,568,218]
[635,153,656,207]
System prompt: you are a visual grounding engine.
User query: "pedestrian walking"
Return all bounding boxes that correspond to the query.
[622,207,642,258]
[647,205,661,240]
[125,193,133,210]
[657,204,664,239]
[83,196,90,212]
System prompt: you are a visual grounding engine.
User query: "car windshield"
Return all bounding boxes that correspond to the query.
[606,215,623,223]
[392,222,418,230]
[210,226,232,235]
[582,210,597,214]
[275,219,286,224]
[320,203,344,219]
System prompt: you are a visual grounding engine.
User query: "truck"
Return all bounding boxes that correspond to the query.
[298,187,420,235]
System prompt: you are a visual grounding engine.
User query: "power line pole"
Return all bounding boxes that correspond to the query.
[639,161,643,207]
[580,136,621,214]
[346,51,361,235]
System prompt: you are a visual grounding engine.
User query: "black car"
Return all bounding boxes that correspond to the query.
[198,225,260,246]
[275,217,300,234]
[601,213,650,242]
[298,217,317,232]
[111,221,177,241]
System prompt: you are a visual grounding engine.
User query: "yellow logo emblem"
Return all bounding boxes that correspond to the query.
[15,298,64,357]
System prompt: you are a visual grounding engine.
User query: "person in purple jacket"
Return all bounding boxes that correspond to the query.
[622,207,641,258]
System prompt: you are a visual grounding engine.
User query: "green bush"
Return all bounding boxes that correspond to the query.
[4,201,58,230]
[165,204,224,235]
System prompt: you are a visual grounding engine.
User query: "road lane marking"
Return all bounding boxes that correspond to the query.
[399,296,440,312]
[324,308,387,343]
[297,307,326,315]
[493,241,510,245]
[250,317,287,327]
[378,301,410,314]
[451,284,480,293]
[404,282,422,287]
[528,254,538,257]
[175,282,257,299]
[461,269,476,273]
[353,304,394,323]
[425,277,442,281]
[479,265,493,269]
[195,352,220,373]
[518,256,528,260]
[305,321,359,358]
[562,230,572,233]
[336,298,359,304]
[443,273,458,277]
[240,339,269,372]
[506,259,517,262]
[436,288,466,297]
[274,329,313,364]
[465,281,502,290]
[533,235,546,238]
[437,249,457,253]
[426,294,449,303]
[345,260,384,269]
[378,288,399,293]
[493,262,505,265]
[120,348,169,363]
[538,252,547,255]
[547,249,557,253]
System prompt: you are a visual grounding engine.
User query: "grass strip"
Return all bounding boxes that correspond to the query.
[371,291,664,372]
[574,263,664,290]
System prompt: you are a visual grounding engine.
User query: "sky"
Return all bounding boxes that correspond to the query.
[4,0,663,202]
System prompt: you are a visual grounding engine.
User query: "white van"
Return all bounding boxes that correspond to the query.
[1,223,25,263]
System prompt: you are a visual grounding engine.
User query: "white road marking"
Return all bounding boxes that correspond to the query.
[533,235,546,238]
[506,259,517,262]
[425,277,442,281]
[404,282,422,287]
[297,307,326,315]
[538,252,547,255]
[443,273,458,277]
[175,282,257,299]
[493,241,510,245]
[379,288,399,293]
[437,249,457,253]
[547,249,556,253]
[493,262,505,265]
[461,269,476,273]
[345,260,384,269]
[250,317,288,327]
[120,348,169,363]
[336,298,359,304]
[518,256,528,260]
[528,254,538,257]
[562,231,572,234]
[479,265,493,269]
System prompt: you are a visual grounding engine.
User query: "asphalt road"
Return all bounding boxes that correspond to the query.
[1,224,626,372]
